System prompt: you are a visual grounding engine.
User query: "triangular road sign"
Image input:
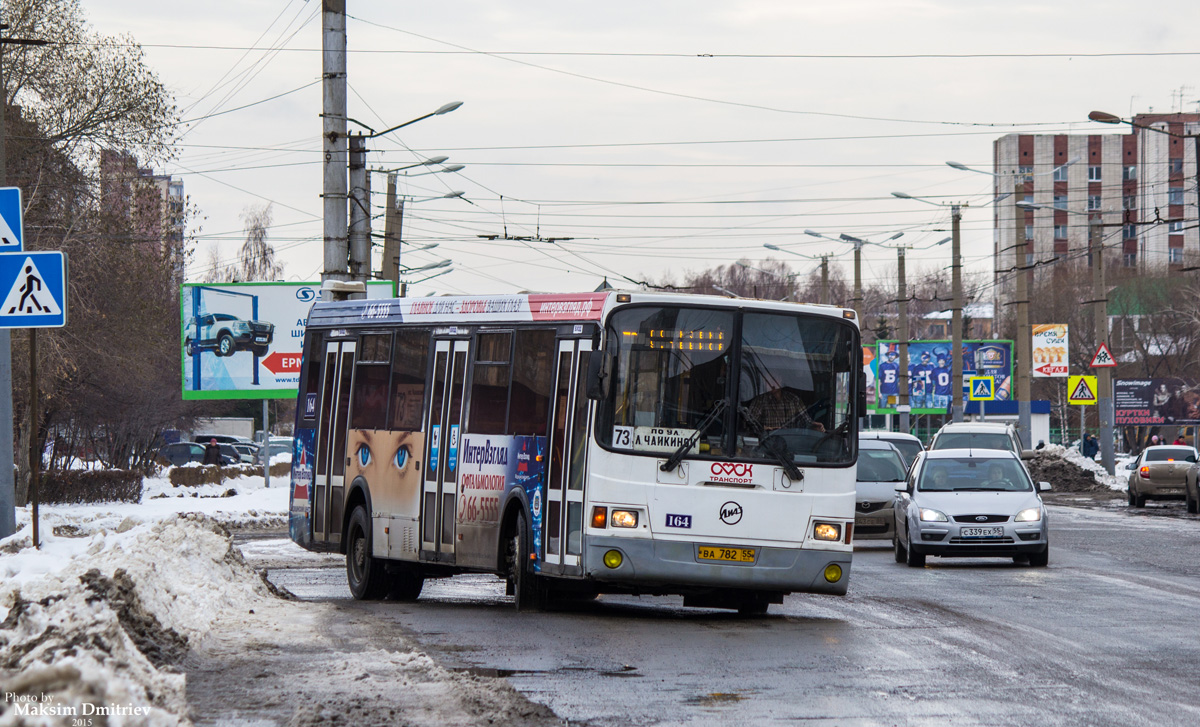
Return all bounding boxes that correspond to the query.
[1090,342,1117,368]
[1070,377,1095,402]
[1,256,62,316]
[0,188,22,250]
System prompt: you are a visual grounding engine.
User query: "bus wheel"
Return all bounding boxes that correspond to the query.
[509,511,546,612]
[388,567,424,601]
[346,506,388,600]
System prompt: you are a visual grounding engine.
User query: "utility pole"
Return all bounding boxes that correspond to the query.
[347,132,370,283]
[321,0,348,296]
[1012,196,1032,448]
[382,173,404,284]
[950,204,965,423]
[820,255,830,305]
[897,247,910,434]
[852,242,863,321]
[1091,219,1115,474]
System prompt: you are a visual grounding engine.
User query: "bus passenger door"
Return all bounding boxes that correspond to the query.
[313,339,356,546]
[421,338,469,561]
[544,338,592,575]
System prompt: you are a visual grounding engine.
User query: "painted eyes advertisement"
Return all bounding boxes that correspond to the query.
[181,281,393,400]
[868,340,1014,414]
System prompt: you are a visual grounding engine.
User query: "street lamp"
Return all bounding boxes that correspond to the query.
[763,244,834,304]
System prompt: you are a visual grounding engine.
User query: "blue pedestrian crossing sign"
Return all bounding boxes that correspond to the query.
[0,251,67,328]
[0,188,23,251]
[968,376,995,401]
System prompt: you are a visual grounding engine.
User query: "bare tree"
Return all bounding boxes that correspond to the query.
[202,204,283,283]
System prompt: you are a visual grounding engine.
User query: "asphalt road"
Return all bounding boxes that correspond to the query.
[256,499,1200,727]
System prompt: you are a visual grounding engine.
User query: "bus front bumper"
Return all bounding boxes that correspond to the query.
[583,535,851,596]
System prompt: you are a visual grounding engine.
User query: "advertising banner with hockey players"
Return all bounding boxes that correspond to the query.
[870,339,1014,415]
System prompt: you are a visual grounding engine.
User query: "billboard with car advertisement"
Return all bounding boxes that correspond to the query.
[869,339,1014,414]
[181,281,394,400]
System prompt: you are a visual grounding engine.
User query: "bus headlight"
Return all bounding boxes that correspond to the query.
[611,510,638,528]
[813,522,841,541]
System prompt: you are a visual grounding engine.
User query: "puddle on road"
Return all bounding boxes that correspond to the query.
[453,663,641,679]
[684,692,746,706]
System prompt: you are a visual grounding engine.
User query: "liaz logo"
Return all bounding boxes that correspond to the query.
[719,501,743,525]
[709,461,754,483]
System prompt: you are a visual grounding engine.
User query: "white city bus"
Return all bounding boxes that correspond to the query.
[288,290,863,614]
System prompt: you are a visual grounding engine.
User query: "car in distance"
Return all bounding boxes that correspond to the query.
[859,430,923,468]
[1129,445,1197,508]
[855,439,909,540]
[928,421,1033,460]
[184,312,275,357]
[893,448,1051,567]
[155,442,234,467]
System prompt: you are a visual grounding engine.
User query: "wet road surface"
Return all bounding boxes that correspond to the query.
[251,502,1200,726]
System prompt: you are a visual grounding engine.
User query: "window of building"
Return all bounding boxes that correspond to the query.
[1019,166,1033,183]
[1022,194,1034,205]
[1024,224,1033,240]
[1124,224,1138,240]
[1170,158,1184,174]
[1169,247,1183,263]
[1053,224,1067,239]
[1123,252,1137,267]
[1169,187,1184,205]
[1123,165,1137,181]
[1088,195,1102,210]
[1124,195,1137,210]
[1169,220,1184,233]
[1053,165,1069,182]
[1025,252,1034,266]
[1053,195,1068,210]
[1088,166,1102,182]
[389,329,430,430]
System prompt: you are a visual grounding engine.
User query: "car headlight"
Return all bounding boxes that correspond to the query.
[918,508,948,522]
[1014,507,1042,522]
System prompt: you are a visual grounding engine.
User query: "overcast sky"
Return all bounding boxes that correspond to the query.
[86,0,1199,299]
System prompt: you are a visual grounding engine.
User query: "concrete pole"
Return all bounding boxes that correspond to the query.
[1015,197,1032,448]
[820,256,830,306]
[347,133,370,283]
[382,174,403,283]
[0,18,17,538]
[1092,219,1115,474]
[852,243,862,321]
[951,205,964,423]
[321,0,349,296]
[898,247,910,434]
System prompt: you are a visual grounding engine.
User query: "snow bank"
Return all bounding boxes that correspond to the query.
[1039,443,1132,491]
[0,515,282,725]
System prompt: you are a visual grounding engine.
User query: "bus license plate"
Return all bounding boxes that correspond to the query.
[697,546,756,563]
[960,527,1003,538]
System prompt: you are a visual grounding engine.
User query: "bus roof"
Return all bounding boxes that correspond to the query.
[305,290,858,329]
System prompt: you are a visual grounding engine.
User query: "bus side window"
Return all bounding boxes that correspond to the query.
[469,332,512,434]
[389,329,430,431]
[508,330,556,435]
[350,334,391,430]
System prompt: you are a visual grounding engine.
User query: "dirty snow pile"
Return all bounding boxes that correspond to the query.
[1027,443,1130,492]
[0,515,284,725]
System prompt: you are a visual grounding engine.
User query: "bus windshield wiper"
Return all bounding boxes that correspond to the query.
[660,399,728,473]
[737,405,802,481]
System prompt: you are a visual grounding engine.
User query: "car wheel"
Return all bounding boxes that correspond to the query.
[217,333,234,357]
[508,511,546,611]
[904,529,925,568]
[1187,488,1199,515]
[252,345,268,357]
[185,338,196,356]
[346,506,388,600]
[1028,546,1049,567]
[893,533,906,563]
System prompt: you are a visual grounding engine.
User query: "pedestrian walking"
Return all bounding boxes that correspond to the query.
[203,438,222,465]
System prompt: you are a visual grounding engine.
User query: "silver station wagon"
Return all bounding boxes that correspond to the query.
[893,448,1051,567]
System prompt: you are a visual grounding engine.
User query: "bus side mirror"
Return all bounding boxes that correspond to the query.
[586,351,612,400]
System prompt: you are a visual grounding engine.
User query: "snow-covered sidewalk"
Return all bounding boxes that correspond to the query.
[0,467,557,726]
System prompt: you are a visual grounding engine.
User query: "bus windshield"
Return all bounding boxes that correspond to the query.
[599,305,857,466]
